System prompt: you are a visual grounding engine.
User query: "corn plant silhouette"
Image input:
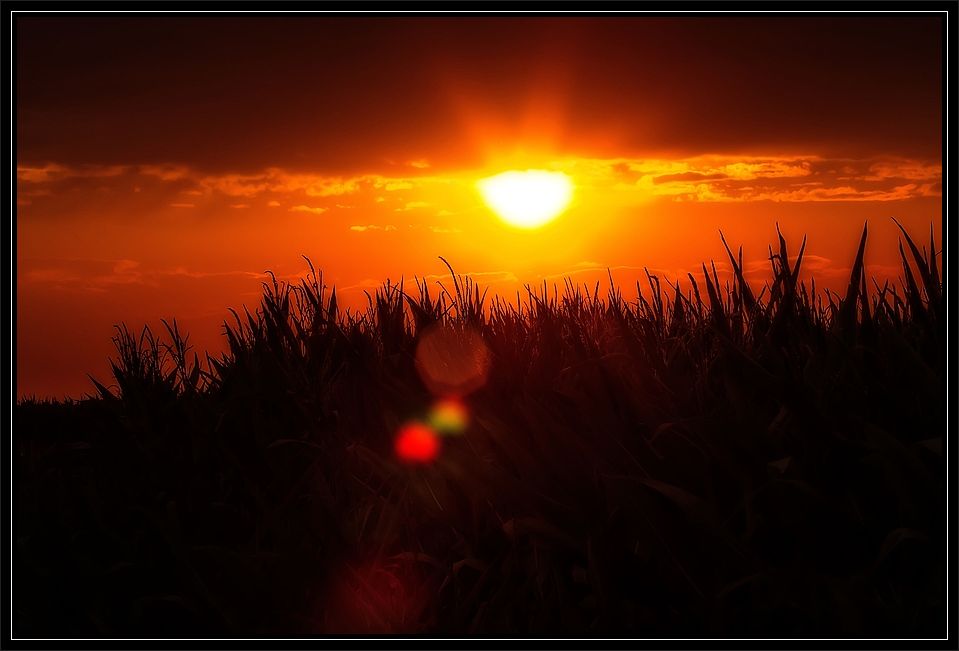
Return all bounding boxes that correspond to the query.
[15,221,944,637]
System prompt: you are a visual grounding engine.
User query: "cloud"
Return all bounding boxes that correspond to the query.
[340,277,386,291]
[740,183,937,202]
[179,169,372,198]
[199,173,269,197]
[612,156,816,183]
[653,172,729,184]
[421,269,519,284]
[162,267,264,280]
[267,200,281,207]
[408,159,431,169]
[743,254,841,278]
[21,258,145,291]
[602,154,941,203]
[122,166,444,202]
[169,203,195,208]
[350,224,398,232]
[396,201,430,212]
[17,154,942,213]
[302,178,363,197]
[721,160,813,180]
[542,263,647,281]
[18,163,127,183]
[20,257,266,293]
[140,164,191,181]
[230,203,249,209]
[290,205,327,215]
[863,159,942,181]
[17,163,70,183]
[340,269,518,295]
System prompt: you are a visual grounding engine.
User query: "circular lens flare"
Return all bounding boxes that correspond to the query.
[414,323,491,398]
[477,169,573,228]
[395,422,440,464]
[428,398,469,436]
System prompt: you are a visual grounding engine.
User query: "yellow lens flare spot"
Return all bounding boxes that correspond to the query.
[428,398,470,436]
[477,169,573,229]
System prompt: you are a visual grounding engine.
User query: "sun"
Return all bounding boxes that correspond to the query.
[477,169,574,229]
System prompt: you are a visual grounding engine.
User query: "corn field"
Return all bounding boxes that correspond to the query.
[14,221,944,637]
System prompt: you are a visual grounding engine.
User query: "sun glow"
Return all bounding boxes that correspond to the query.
[477,169,574,228]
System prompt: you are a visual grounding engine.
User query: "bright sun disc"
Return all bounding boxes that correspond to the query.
[478,169,573,228]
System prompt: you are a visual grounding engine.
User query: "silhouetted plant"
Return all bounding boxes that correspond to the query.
[14,222,944,637]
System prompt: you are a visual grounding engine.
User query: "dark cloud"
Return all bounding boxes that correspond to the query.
[654,172,729,184]
[17,16,942,172]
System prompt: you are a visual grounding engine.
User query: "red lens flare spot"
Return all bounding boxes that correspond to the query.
[395,422,440,463]
[414,323,491,398]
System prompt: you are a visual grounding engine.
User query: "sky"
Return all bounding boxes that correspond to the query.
[16,16,943,399]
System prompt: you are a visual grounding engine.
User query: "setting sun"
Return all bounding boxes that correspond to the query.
[477,169,574,228]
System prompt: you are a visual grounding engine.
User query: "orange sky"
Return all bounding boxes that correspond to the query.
[16,16,944,399]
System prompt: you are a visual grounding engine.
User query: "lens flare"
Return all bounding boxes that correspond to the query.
[427,398,469,436]
[395,422,440,463]
[414,323,491,398]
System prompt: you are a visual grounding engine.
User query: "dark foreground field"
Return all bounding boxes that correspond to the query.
[14,225,945,637]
